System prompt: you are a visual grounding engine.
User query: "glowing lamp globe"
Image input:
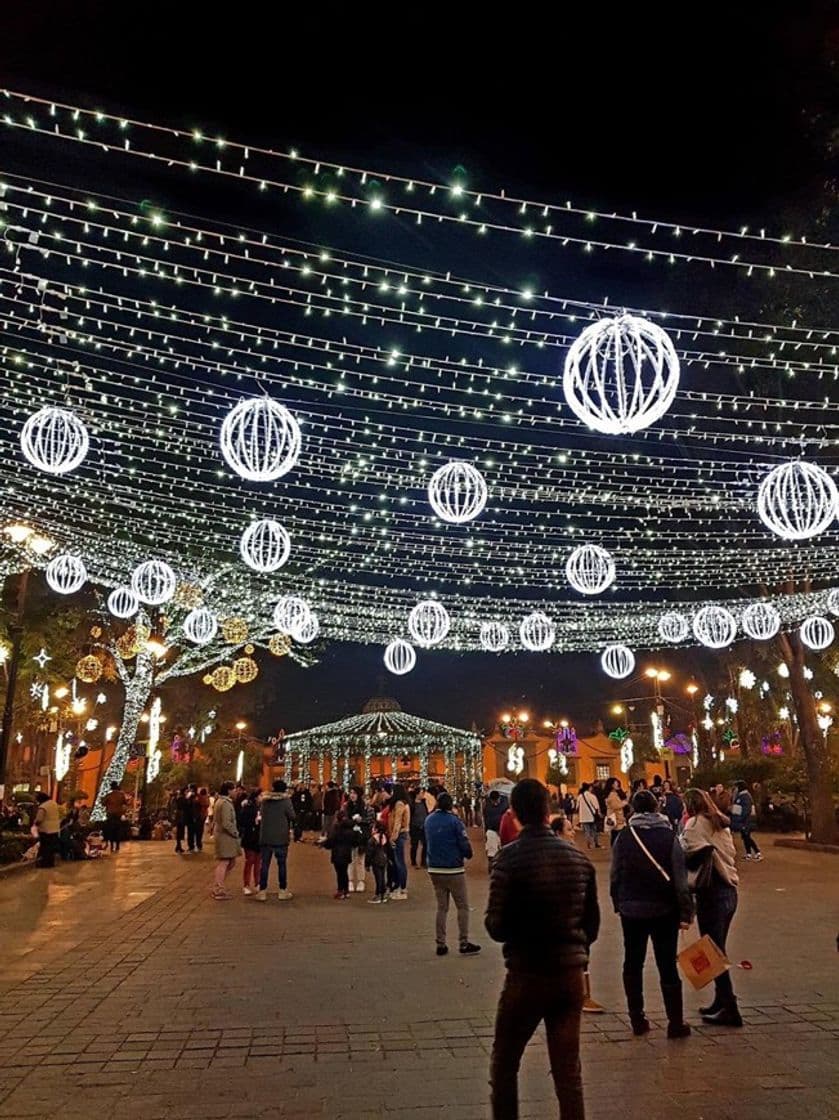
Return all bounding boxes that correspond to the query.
[565,544,615,596]
[407,600,450,647]
[741,602,780,641]
[756,460,838,540]
[384,639,416,675]
[183,607,218,645]
[601,644,635,679]
[428,461,488,523]
[239,519,291,572]
[692,605,737,649]
[45,554,87,595]
[273,594,312,636]
[107,587,139,619]
[658,611,689,643]
[480,620,510,652]
[219,396,301,482]
[800,615,835,651]
[293,613,320,644]
[562,313,680,435]
[20,406,89,475]
[519,611,555,652]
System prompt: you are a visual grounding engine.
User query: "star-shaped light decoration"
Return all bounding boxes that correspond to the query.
[32,647,52,669]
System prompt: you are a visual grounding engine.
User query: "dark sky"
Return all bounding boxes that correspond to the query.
[1,4,836,736]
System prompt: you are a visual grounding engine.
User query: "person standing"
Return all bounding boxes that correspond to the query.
[387,784,411,899]
[486,779,599,1120]
[730,780,762,861]
[325,810,356,899]
[103,781,128,853]
[346,787,371,892]
[610,789,693,1038]
[662,782,684,831]
[680,788,742,1027]
[312,784,324,837]
[424,792,481,957]
[236,788,261,896]
[34,791,61,868]
[604,778,627,848]
[185,784,202,853]
[322,781,342,840]
[365,820,392,903]
[577,783,601,849]
[409,787,431,868]
[256,779,296,901]
[211,782,241,900]
[194,787,210,851]
[173,787,189,854]
[709,783,731,816]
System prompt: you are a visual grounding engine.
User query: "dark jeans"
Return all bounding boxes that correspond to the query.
[37,832,60,868]
[187,817,204,851]
[372,865,386,898]
[620,913,680,987]
[105,813,122,850]
[738,828,760,856]
[175,822,186,851]
[259,844,288,890]
[410,826,426,867]
[491,967,586,1120]
[334,861,349,894]
[696,883,738,1001]
[392,833,408,889]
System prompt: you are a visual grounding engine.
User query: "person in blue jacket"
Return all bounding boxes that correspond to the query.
[730,781,762,861]
[424,793,481,957]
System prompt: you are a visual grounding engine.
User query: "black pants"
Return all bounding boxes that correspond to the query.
[187,817,203,851]
[620,913,680,987]
[739,828,760,856]
[410,827,426,867]
[37,832,60,868]
[490,967,585,1120]
[105,813,122,851]
[334,861,349,894]
[175,822,186,851]
[695,883,738,1000]
[372,865,386,898]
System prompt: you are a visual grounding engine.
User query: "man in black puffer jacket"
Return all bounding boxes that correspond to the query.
[486,779,599,1120]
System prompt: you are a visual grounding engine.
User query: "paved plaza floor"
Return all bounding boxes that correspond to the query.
[0,833,836,1120]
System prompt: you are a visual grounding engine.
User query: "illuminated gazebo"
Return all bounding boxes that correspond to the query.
[279,696,483,792]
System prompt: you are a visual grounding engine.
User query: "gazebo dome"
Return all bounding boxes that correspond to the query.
[362,696,402,714]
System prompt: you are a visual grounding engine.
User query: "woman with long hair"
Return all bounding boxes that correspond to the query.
[387,784,411,899]
[604,777,627,847]
[680,788,742,1026]
[211,781,241,900]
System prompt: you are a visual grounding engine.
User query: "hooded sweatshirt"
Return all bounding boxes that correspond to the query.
[258,792,296,847]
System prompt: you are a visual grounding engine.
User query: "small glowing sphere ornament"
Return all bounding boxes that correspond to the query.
[210,665,236,692]
[519,611,555,652]
[221,617,249,644]
[480,620,510,652]
[826,589,839,617]
[428,461,488,524]
[268,633,291,657]
[756,460,838,540]
[408,600,451,647]
[293,613,320,643]
[107,587,139,619]
[173,582,203,609]
[692,605,737,649]
[219,396,301,482]
[75,654,103,684]
[658,611,689,643]
[131,560,177,606]
[239,519,291,572]
[741,602,780,641]
[183,607,218,646]
[601,644,635,679]
[562,313,680,435]
[273,595,312,636]
[565,544,615,596]
[20,405,90,475]
[233,656,259,683]
[45,554,87,595]
[800,615,835,651]
[384,638,416,675]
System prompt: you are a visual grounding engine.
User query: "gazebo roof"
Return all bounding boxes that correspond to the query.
[283,698,482,753]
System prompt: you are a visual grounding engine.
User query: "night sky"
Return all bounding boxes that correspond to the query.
[1,5,835,736]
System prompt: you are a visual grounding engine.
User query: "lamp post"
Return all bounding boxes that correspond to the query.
[235,720,247,783]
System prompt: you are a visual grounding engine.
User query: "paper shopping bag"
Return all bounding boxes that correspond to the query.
[677,934,730,990]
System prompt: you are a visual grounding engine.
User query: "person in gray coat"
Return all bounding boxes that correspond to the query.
[212,782,241,900]
[256,779,296,901]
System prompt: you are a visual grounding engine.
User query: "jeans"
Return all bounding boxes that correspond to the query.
[429,871,470,947]
[334,861,349,894]
[372,865,386,898]
[410,826,426,867]
[696,883,738,1001]
[739,828,760,856]
[620,913,680,987]
[581,822,599,848]
[392,832,408,890]
[259,844,288,891]
[490,967,586,1120]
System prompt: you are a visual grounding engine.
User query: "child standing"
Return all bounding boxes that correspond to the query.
[324,810,355,899]
[365,821,392,904]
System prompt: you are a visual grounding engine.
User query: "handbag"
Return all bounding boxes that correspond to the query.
[678,933,730,990]
[604,813,617,832]
[685,845,714,891]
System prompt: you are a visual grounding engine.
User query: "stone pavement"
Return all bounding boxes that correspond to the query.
[0,834,836,1120]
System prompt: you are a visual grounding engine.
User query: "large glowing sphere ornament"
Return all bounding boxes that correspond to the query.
[692,605,737,649]
[428,461,488,523]
[45,554,87,595]
[293,613,320,644]
[384,639,416,675]
[219,396,301,482]
[601,644,635,679]
[273,594,312,636]
[183,607,218,645]
[131,559,177,606]
[107,587,139,619]
[800,615,835,651]
[408,600,451,647]
[239,519,291,572]
[756,460,838,540]
[519,611,555,652]
[20,406,89,475]
[741,601,780,641]
[480,620,510,652]
[565,544,615,596]
[562,314,680,435]
[658,612,689,643]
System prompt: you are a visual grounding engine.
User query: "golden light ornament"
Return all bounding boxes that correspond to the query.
[268,633,291,657]
[233,656,259,683]
[202,673,213,685]
[211,665,236,692]
[221,616,249,644]
[75,654,103,683]
[174,582,203,609]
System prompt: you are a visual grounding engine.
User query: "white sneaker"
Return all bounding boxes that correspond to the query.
[254,889,267,901]
[243,886,253,896]
[348,883,357,892]
[393,889,408,901]
[357,881,366,892]
[744,854,753,861]
[277,889,294,900]
[752,853,764,862]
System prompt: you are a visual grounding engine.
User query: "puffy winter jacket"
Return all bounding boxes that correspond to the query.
[424,809,473,871]
[610,812,693,923]
[258,793,296,847]
[485,825,600,972]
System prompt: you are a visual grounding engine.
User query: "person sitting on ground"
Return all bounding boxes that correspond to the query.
[425,792,481,958]
[256,779,296,901]
[324,809,356,900]
[365,820,392,904]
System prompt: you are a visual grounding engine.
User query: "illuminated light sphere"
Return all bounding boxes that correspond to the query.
[384,638,416,675]
[407,600,451,647]
[183,607,218,646]
[221,616,249,645]
[800,615,835,651]
[131,559,177,606]
[519,611,555,652]
[562,313,680,435]
[219,396,301,482]
[427,461,488,524]
[239,519,291,572]
[107,586,139,619]
[75,654,103,684]
[658,611,689,643]
[565,544,615,596]
[692,605,737,649]
[826,589,839,617]
[741,601,780,641]
[20,405,90,475]
[173,582,203,609]
[756,460,838,540]
[45,553,87,595]
[233,655,259,683]
[293,613,320,644]
[480,620,510,653]
[601,644,635,679]
[210,665,236,692]
[273,594,312,636]
[268,633,291,657]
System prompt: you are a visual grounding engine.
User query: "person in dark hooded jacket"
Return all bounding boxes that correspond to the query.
[324,810,355,899]
[256,780,296,901]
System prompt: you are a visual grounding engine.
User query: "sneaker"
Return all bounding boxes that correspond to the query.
[211,888,231,901]
[436,945,449,957]
[334,891,347,900]
[582,997,606,1013]
[277,889,293,901]
[393,889,408,901]
[744,854,753,861]
[243,886,253,896]
[752,853,764,862]
[368,897,384,905]
[356,881,366,892]
[254,889,267,902]
[347,883,356,892]
[459,942,481,956]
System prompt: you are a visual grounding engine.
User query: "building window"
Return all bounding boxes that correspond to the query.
[595,762,611,781]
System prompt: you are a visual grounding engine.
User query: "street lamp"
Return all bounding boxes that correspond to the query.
[235,720,247,781]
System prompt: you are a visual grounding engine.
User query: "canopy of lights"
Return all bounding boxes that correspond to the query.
[1,88,838,677]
